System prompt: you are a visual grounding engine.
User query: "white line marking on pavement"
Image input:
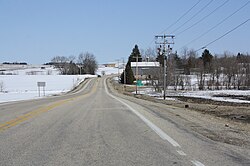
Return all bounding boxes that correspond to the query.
[177,150,187,156]
[104,79,180,147]
[191,160,205,166]
[104,79,205,166]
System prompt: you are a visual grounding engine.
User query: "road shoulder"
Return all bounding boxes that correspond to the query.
[106,77,250,151]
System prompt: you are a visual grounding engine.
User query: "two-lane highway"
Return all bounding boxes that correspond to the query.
[0,77,249,165]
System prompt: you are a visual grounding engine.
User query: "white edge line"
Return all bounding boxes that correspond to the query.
[191,160,205,166]
[177,150,187,156]
[104,78,181,148]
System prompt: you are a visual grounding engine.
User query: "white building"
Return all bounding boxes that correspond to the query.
[131,62,160,79]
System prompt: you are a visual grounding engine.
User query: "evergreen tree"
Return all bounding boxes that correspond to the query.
[156,46,164,67]
[129,45,142,62]
[120,63,135,84]
[120,45,141,84]
[201,49,213,73]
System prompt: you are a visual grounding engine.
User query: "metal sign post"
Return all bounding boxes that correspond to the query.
[37,82,46,97]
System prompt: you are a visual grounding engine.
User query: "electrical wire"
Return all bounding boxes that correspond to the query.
[148,0,202,47]
[195,18,250,52]
[176,0,229,36]
[160,0,202,34]
[171,0,214,34]
[179,1,250,50]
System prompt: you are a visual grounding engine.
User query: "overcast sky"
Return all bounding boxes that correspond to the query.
[0,0,249,64]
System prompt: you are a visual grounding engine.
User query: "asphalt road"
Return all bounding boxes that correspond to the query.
[0,77,249,166]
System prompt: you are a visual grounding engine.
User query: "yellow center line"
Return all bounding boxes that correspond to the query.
[0,99,70,131]
[0,78,99,132]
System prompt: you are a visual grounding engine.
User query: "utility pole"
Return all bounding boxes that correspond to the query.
[155,34,175,100]
[133,55,142,95]
[135,56,139,94]
[123,58,126,85]
[116,59,120,81]
[117,59,120,76]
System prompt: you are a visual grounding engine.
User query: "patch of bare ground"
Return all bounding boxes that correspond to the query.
[108,78,250,148]
[174,96,250,123]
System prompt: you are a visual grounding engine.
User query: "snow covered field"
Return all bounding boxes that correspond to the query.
[0,65,95,103]
[96,66,124,76]
[0,75,96,103]
[0,64,60,75]
[135,87,250,104]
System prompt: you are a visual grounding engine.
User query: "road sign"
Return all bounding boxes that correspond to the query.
[37,82,46,87]
[136,80,143,86]
[37,82,46,97]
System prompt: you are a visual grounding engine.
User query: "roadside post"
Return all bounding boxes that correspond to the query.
[37,82,46,97]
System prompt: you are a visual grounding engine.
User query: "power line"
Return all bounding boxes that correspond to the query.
[171,0,214,34]
[160,0,202,34]
[195,18,250,52]
[148,0,202,47]
[179,1,250,50]
[176,0,229,36]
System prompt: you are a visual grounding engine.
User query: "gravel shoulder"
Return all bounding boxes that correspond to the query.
[107,77,250,150]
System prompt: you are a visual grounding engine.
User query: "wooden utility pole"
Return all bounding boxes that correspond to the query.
[155,34,175,100]
[133,55,142,95]
[123,58,126,85]
[135,56,139,94]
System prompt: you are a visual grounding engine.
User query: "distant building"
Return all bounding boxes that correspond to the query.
[103,63,116,68]
[131,62,160,79]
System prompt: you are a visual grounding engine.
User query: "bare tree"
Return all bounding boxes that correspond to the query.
[182,49,197,75]
[68,55,76,62]
[181,47,189,60]
[51,55,79,75]
[173,73,181,91]
[235,53,250,89]
[184,75,192,90]
[220,52,237,89]
[211,55,221,90]
[141,47,157,62]
[196,58,205,90]
[78,52,98,75]
[51,56,68,64]
[51,56,69,74]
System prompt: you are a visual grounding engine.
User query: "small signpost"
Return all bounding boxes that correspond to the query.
[37,82,46,97]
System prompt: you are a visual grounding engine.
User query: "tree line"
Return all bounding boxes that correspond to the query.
[121,45,250,91]
[167,49,250,90]
[2,62,28,65]
[48,52,98,75]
